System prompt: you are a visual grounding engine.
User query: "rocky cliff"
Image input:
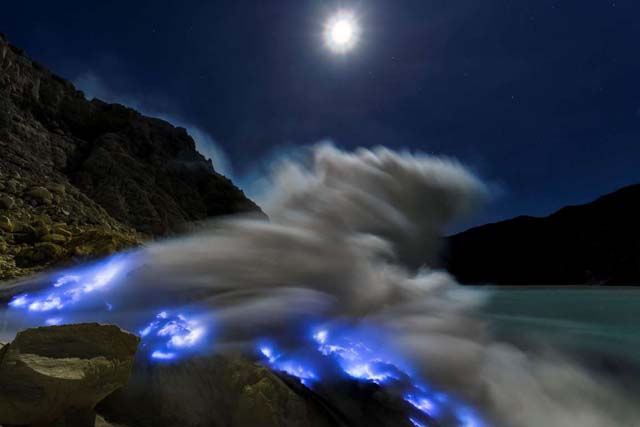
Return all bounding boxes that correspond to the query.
[446,184,640,285]
[0,33,260,279]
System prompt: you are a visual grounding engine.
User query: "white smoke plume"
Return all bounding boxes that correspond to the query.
[123,144,640,426]
[3,144,639,426]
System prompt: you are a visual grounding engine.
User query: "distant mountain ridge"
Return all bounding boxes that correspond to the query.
[0,33,260,279]
[446,184,640,285]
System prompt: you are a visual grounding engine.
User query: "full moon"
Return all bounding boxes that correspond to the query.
[325,12,359,53]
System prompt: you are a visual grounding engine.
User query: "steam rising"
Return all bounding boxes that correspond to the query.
[3,145,639,426]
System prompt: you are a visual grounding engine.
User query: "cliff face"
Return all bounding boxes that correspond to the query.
[446,184,640,285]
[0,33,260,279]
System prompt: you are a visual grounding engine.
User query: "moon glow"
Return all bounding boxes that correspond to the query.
[325,12,359,53]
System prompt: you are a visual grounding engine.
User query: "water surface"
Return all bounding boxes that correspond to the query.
[484,287,640,370]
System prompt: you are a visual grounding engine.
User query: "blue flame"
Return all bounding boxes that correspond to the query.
[45,317,64,326]
[258,325,485,427]
[313,328,399,384]
[6,254,210,363]
[151,350,177,360]
[8,294,29,308]
[406,394,436,416]
[139,311,207,361]
[5,254,484,426]
[258,343,318,385]
[8,255,129,313]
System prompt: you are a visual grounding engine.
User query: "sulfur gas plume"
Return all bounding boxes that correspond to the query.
[2,144,638,427]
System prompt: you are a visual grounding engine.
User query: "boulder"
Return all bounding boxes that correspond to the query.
[48,183,67,195]
[97,355,338,427]
[6,179,21,194]
[42,233,68,243]
[28,186,54,205]
[53,224,73,238]
[13,224,38,244]
[0,215,13,232]
[15,242,66,267]
[0,323,139,427]
[0,194,15,209]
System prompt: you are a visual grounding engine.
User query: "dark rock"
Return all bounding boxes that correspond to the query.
[446,184,640,285]
[13,224,38,244]
[0,194,14,209]
[0,34,262,279]
[66,229,138,260]
[6,179,21,194]
[97,354,417,427]
[42,233,68,243]
[48,182,66,195]
[53,224,73,238]
[15,242,66,267]
[0,323,139,427]
[97,355,338,427]
[28,186,53,204]
[0,215,13,232]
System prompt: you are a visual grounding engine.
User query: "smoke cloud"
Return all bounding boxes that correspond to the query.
[118,144,640,426]
[3,144,639,426]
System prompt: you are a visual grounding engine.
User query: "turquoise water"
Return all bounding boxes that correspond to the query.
[483,287,640,366]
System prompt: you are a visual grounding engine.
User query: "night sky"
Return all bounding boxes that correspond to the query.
[2,0,639,227]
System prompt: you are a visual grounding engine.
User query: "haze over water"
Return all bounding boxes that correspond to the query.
[485,287,640,378]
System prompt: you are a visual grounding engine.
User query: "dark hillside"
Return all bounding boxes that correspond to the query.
[0,33,260,279]
[446,184,640,285]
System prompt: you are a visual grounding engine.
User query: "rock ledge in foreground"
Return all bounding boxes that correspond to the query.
[0,323,139,427]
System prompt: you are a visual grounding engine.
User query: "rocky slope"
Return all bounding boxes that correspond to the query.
[0,33,260,280]
[446,184,640,285]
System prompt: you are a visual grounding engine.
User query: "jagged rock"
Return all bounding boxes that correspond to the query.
[53,224,73,238]
[42,233,68,243]
[6,179,21,194]
[15,242,66,267]
[95,415,115,427]
[0,33,262,279]
[0,215,13,232]
[13,224,38,244]
[28,186,54,204]
[97,355,338,427]
[0,194,14,209]
[66,229,138,260]
[96,354,419,427]
[0,323,139,427]
[48,183,66,195]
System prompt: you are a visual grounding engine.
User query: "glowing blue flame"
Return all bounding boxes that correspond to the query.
[313,328,399,384]
[405,394,435,415]
[5,253,483,425]
[151,351,177,360]
[53,275,80,288]
[9,294,29,308]
[8,256,129,313]
[139,311,207,361]
[5,254,210,363]
[258,344,318,385]
[258,325,485,427]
